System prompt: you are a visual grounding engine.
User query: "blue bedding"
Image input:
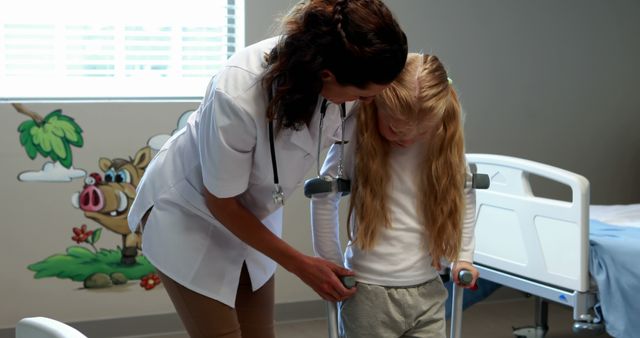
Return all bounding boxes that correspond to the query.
[444,220,640,338]
[589,220,640,338]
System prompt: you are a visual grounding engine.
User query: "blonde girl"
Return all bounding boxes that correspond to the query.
[312,53,478,338]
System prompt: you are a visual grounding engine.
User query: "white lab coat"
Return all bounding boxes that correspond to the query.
[127,37,351,307]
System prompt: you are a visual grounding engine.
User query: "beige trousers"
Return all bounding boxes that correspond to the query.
[340,277,448,338]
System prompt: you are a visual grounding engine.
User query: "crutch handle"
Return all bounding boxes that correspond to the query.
[458,269,473,286]
[465,173,490,190]
[340,275,356,289]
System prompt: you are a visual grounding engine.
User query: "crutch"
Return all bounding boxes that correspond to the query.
[327,172,489,337]
[327,276,355,338]
[449,269,473,338]
[450,171,489,338]
[327,301,341,338]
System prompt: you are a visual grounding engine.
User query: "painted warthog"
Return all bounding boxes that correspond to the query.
[72,147,151,265]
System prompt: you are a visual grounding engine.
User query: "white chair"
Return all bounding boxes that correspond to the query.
[16,317,87,338]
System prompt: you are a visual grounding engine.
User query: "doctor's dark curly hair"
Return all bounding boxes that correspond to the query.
[262,0,408,131]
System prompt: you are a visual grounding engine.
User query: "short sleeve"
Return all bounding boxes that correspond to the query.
[198,89,257,198]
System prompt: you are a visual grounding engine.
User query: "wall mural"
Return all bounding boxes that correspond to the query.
[15,103,195,291]
[13,103,86,182]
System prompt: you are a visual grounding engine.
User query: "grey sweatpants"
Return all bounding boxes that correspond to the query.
[340,277,448,338]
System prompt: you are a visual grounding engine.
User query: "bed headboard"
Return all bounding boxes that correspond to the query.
[467,154,590,292]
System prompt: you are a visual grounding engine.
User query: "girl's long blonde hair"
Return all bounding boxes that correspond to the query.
[348,53,466,264]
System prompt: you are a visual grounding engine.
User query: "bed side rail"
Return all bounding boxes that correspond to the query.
[466,153,590,292]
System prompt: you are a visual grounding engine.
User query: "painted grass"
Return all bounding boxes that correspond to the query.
[28,246,156,281]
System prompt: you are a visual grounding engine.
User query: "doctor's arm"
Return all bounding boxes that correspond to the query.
[204,190,355,302]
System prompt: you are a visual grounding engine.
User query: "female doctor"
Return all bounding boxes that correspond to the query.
[127,1,408,337]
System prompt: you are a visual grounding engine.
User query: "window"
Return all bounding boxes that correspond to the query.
[0,0,244,101]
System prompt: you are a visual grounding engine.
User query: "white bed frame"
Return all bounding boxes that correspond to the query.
[466,153,601,332]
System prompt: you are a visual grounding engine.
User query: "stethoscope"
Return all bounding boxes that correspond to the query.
[269,98,351,205]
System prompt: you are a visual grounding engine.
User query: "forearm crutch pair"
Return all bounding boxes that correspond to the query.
[325,173,489,338]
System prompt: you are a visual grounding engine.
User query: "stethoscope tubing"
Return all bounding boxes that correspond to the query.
[268,98,347,204]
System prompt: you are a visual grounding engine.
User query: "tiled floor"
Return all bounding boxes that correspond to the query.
[127,287,613,338]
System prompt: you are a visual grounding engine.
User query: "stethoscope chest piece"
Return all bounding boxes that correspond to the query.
[272,184,284,205]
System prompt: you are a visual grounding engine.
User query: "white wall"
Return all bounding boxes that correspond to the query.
[1,0,639,330]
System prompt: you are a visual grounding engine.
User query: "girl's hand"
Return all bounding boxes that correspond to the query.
[290,255,357,302]
[451,261,479,289]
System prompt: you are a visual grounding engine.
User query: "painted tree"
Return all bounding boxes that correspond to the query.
[14,103,84,169]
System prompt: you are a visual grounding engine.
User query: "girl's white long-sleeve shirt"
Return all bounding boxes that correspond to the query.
[311,115,477,286]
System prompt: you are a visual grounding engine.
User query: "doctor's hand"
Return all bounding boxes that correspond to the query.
[451,261,479,289]
[290,255,357,303]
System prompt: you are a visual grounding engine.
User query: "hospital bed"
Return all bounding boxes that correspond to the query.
[466,153,640,338]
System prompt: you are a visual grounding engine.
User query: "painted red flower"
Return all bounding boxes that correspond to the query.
[140,273,161,290]
[71,224,94,244]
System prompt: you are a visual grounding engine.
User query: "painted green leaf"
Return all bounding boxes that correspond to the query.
[61,125,79,143]
[16,109,84,166]
[18,122,39,160]
[24,143,38,159]
[18,120,36,137]
[41,138,52,153]
[48,111,83,147]
[62,124,83,147]
[89,228,103,245]
[58,151,72,168]
[30,127,43,146]
[60,143,73,168]
[48,120,66,137]
[50,134,67,160]
[19,129,30,146]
